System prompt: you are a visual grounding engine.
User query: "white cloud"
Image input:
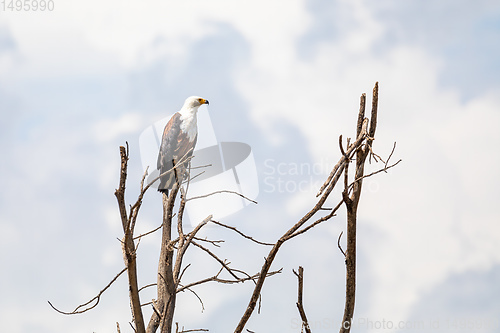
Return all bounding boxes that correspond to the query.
[232,0,500,323]
[92,112,145,143]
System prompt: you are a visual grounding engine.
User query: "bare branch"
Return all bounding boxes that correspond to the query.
[177,268,282,293]
[368,82,378,141]
[338,135,345,156]
[151,300,162,320]
[133,223,163,241]
[187,190,257,205]
[129,166,150,233]
[385,141,397,168]
[190,163,212,170]
[337,231,346,257]
[287,199,343,240]
[316,120,368,197]
[348,158,401,189]
[234,129,369,332]
[210,220,274,246]
[357,93,366,139]
[178,189,188,239]
[293,267,312,333]
[176,268,224,293]
[366,144,384,164]
[183,286,205,312]
[226,267,259,286]
[178,328,209,333]
[148,186,180,333]
[115,145,130,233]
[138,283,157,293]
[187,170,206,183]
[178,263,191,283]
[339,82,380,333]
[191,240,240,280]
[343,148,350,194]
[115,145,146,333]
[48,267,127,315]
[192,236,224,247]
[173,215,213,285]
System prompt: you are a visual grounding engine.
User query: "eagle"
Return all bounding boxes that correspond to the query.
[157,96,209,195]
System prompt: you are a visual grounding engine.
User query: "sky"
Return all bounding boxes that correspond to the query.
[1,0,500,332]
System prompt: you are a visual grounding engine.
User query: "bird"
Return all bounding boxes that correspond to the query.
[157,96,209,195]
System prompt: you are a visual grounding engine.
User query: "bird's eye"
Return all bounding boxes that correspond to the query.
[198,98,203,103]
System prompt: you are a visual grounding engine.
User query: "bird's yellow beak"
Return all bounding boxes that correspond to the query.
[198,98,209,105]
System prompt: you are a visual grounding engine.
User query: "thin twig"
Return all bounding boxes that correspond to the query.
[177,268,282,293]
[288,198,343,240]
[48,267,127,315]
[191,240,240,280]
[339,135,345,156]
[173,215,213,286]
[293,267,312,333]
[337,231,346,257]
[190,163,213,170]
[129,166,149,233]
[187,170,206,183]
[177,188,187,240]
[211,220,273,246]
[192,236,224,247]
[367,145,385,164]
[348,158,401,190]
[316,120,368,197]
[138,283,157,293]
[178,264,191,284]
[151,300,162,319]
[385,141,397,169]
[133,223,163,241]
[187,190,257,204]
[182,286,205,312]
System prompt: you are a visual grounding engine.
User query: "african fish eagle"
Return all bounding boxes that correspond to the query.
[157,96,209,194]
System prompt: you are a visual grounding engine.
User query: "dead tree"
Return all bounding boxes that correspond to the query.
[48,145,279,333]
[48,82,399,333]
[234,82,400,333]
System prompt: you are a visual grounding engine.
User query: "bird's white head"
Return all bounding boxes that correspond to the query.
[182,96,209,111]
[178,96,208,140]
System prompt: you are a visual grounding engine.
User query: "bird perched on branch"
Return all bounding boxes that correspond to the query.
[157,96,209,195]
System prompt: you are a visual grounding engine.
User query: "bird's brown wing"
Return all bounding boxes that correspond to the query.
[157,113,182,192]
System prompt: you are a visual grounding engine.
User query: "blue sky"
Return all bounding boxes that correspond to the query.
[1,1,500,332]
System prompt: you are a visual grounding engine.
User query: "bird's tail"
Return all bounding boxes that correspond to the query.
[158,188,169,195]
[157,177,169,195]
